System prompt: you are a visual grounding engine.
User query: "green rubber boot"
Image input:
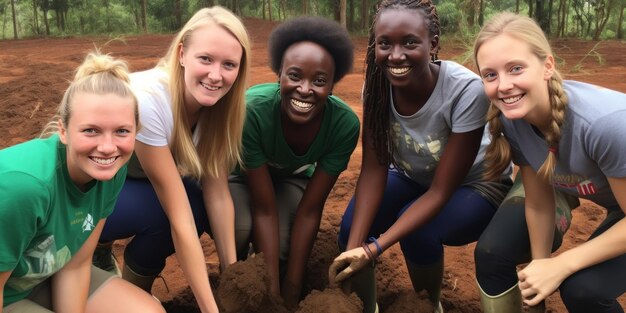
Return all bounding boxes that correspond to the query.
[479,283,523,313]
[92,242,121,276]
[122,263,157,294]
[341,266,378,313]
[406,258,444,313]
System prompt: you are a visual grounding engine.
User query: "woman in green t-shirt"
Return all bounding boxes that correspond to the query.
[230,16,360,308]
[0,53,163,313]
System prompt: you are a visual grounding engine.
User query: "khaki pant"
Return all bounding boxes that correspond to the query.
[4,266,116,312]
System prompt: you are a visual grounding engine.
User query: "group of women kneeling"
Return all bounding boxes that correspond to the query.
[2,1,625,313]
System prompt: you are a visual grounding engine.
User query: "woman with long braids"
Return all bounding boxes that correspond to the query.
[328,1,512,312]
[474,12,626,313]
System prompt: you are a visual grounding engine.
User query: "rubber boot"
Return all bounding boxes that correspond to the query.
[122,263,157,294]
[92,242,121,276]
[341,266,378,313]
[478,283,523,313]
[337,240,378,313]
[527,301,546,313]
[406,258,444,313]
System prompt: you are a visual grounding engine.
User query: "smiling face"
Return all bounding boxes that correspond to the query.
[59,92,136,188]
[476,34,554,124]
[374,9,438,88]
[279,41,335,125]
[179,24,243,115]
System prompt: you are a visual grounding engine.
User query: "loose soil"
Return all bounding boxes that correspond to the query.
[1,18,625,313]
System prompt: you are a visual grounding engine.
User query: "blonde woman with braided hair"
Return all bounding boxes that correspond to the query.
[474,12,626,313]
[92,6,250,313]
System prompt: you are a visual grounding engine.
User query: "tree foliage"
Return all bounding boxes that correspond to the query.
[2,0,624,40]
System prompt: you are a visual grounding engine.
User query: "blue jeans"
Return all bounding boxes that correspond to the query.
[99,177,210,275]
[338,170,498,265]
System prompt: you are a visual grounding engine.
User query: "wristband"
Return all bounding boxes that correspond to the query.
[368,236,383,256]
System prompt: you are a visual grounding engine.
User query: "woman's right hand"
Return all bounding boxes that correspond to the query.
[328,247,371,285]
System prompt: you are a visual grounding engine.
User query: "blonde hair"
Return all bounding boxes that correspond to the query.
[42,52,138,137]
[474,12,567,181]
[159,6,250,179]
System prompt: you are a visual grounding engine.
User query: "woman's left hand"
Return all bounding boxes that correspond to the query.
[518,257,570,306]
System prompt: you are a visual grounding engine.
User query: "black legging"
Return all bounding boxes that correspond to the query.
[475,195,626,313]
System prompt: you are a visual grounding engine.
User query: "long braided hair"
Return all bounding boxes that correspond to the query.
[363,0,440,166]
[474,12,567,181]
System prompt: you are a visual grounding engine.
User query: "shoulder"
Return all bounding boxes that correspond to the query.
[0,136,60,180]
[246,83,280,107]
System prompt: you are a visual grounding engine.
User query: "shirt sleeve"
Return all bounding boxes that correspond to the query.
[241,106,268,170]
[0,172,50,271]
[317,103,361,176]
[585,110,626,178]
[134,89,171,147]
[450,75,489,134]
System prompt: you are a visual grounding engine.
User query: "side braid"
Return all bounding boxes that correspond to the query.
[483,104,512,181]
[537,71,568,181]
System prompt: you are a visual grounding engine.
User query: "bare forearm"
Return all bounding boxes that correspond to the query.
[526,204,555,259]
[557,218,626,274]
[251,212,281,294]
[284,207,324,290]
[347,169,387,249]
[206,200,237,266]
[171,227,219,313]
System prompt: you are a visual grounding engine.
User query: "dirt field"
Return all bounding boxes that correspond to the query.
[1,18,625,312]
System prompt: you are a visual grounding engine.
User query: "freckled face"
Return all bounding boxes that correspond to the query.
[179,24,243,114]
[279,41,335,125]
[374,9,438,88]
[476,34,554,123]
[59,92,136,188]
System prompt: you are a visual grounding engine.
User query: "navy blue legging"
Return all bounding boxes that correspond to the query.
[475,196,626,313]
[338,170,498,265]
[99,177,211,275]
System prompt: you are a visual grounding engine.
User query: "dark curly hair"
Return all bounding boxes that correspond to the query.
[364,0,440,165]
[268,16,354,83]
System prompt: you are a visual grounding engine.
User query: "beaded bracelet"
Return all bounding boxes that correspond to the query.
[368,236,383,256]
[361,242,377,268]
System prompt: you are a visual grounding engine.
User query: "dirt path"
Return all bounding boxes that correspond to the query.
[1,18,625,312]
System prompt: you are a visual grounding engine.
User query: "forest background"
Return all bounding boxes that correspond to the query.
[1,0,625,42]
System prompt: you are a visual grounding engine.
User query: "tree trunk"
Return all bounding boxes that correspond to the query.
[10,0,17,39]
[547,0,553,34]
[361,0,368,30]
[593,0,614,40]
[478,0,484,26]
[43,8,49,35]
[32,0,39,35]
[617,0,624,39]
[529,0,534,17]
[141,0,147,33]
[516,0,520,13]
[302,0,307,14]
[175,0,182,29]
[340,0,347,28]
[268,0,272,21]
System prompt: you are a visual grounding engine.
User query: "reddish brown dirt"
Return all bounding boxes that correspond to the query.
[1,18,625,312]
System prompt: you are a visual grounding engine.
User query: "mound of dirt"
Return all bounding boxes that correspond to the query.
[295,288,363,313]
[383,290,434,313]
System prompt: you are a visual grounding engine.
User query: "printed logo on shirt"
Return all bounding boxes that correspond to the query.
[82,213,94,232]
[552,174,597,196]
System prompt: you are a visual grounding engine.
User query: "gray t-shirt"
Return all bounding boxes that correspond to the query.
[502,80,626,208]
[391,60,492,185]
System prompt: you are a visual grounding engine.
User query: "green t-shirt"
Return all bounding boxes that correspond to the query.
[239,83,360,178]
[0,135,126,305]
